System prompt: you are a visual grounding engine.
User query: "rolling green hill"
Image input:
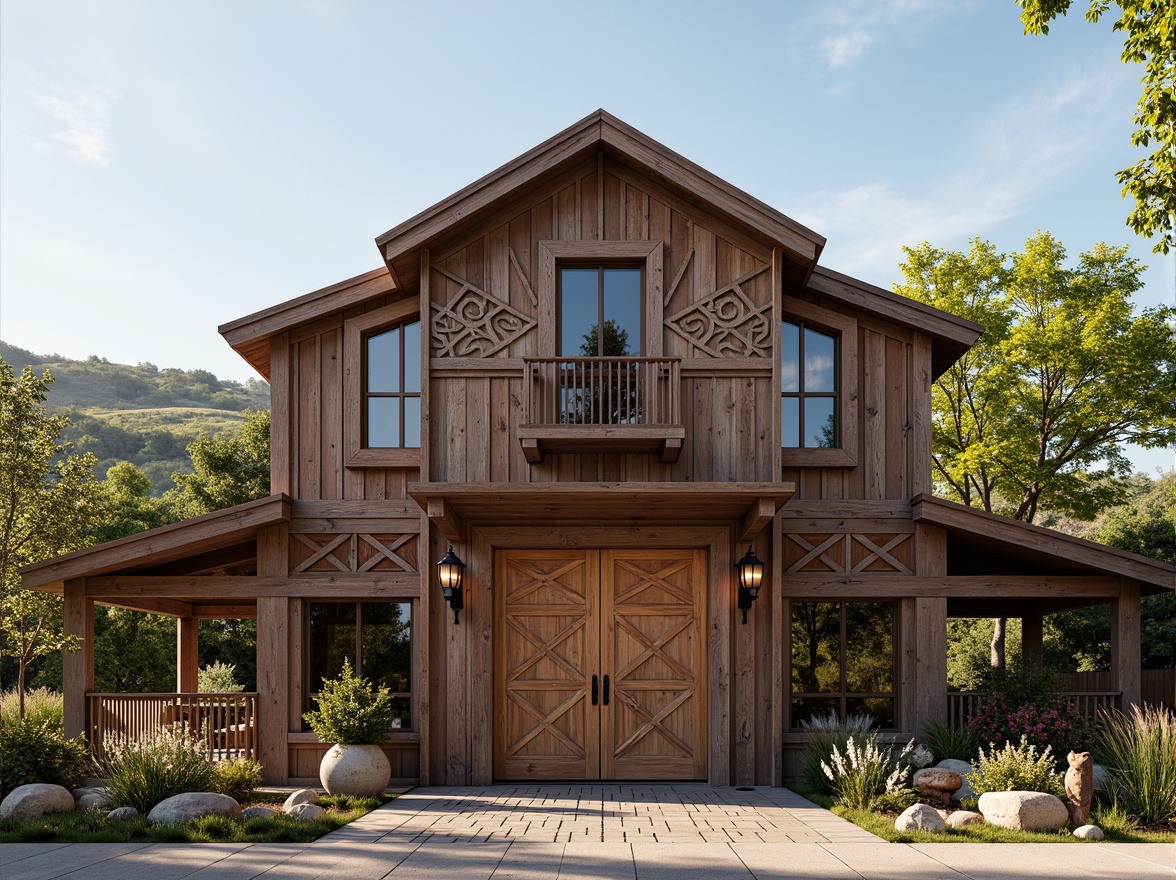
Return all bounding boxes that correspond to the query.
[1,341,270,495]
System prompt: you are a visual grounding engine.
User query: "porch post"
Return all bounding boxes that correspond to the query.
[256,524,289,785]
[62,578,94,740]
[1021,613,1043,669]
[1110,581,1141,710]
[177,616,199,693]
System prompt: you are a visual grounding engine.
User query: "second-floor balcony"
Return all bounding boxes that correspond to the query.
[519,357,684,464]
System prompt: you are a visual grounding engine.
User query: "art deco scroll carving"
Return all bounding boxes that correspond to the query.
[431,264,536,358]
[666,264,771,357]
[784,533,913,574]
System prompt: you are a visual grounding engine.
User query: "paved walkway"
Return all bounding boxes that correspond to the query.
[1,785,1172,879]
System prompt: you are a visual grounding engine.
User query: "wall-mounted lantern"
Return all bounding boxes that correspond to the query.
[437,546,466,624]
[735,546,764,624]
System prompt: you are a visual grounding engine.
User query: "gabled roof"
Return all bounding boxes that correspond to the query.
[912,494,1174,593]
[20,494,292,593]
[806,267,984,379]
[375,110,827,294]
[219,268,398,379]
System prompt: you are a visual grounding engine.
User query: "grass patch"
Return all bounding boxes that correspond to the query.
[793,787,1173,844]
[0,794,391,844]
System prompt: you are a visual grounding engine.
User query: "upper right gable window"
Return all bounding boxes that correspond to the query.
[781,321,837,448]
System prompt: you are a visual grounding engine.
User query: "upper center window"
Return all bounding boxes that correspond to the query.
[559,266,642,356]
[781,320,837,448]
[364,320,421,448]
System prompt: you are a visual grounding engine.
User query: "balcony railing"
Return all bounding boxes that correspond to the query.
[519,357,684,463]
[87,692,257,763]
[947,689,1120,727]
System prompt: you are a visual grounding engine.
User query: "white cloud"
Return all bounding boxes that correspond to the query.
[31,86,115,168]
[792,63,1130,280]
[808,0,953,70]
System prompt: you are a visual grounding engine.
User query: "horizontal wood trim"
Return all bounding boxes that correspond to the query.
[431,358,524,376]
[538,239,661,259]
[286,731,421,745]
[518,425,686,461]
[783,574,1127,599]
[86,574,421,598]
[291,500,421,518]
[912,494,1174,589]
[21,495,292,590]
[288,519,422,534]
[782,500,913,519]
[345,449,422,469]
[779,448,857,468]
[679,359,773,376]
[474,525,728,549]
[99,597,193,617]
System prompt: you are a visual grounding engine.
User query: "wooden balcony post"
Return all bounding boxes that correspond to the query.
[177,616,199,693]
[62,579,94,740]
[1111,581,1141,710]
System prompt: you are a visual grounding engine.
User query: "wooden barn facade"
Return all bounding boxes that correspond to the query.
[22,112,1172,787]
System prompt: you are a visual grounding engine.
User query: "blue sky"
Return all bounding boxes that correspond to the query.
[1,0,1171,473]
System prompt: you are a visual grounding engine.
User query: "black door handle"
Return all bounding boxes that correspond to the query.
[603,674,610,705]
[591,674,598,705]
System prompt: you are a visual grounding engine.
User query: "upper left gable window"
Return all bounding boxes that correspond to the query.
[364,320,421,448]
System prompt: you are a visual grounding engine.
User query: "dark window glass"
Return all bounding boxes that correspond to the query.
[559,266,641,356]
[781,320,837,448]
[364,320,421,448]
[790,601,896,729]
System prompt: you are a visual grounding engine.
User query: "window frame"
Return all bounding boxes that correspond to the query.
[538,240,663,357]
[778,298,858,467]
[344,298,422,468]
[557,263,645,357]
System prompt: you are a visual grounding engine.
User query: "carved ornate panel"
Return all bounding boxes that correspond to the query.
[666,264,771,357]
[290,533,419,574]
[783,533,913,574]
[431,264,536,357]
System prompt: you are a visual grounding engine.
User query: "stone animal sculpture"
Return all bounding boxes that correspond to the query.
[1064,750,1093,828]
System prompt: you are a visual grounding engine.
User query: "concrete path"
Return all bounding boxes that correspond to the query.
[1,785,1172,879]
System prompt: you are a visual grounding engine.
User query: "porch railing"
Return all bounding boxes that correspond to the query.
[87,693,257,763]
[523,357,681,427]
[947,690,1120,728]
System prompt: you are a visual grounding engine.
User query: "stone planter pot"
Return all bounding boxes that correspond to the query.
[319,744,391,797]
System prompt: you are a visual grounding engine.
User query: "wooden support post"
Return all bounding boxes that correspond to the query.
[1111,581,1141,710]
[914,597,947,733]
[62,579,93,741]
[255,524,289,784]
[177,616,199,693]
[1021,613,1043,670]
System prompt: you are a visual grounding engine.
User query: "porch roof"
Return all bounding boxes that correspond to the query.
[912,494,1173,593]
[20,494,292,594]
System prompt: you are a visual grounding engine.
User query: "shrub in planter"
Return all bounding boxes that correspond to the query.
[797,711,876,795]
[102,724,214,814]
[0,717,89,795]
[303,659,393,797]
[964,736,1064,799]
[1094,704,1176,827]
[209,757,262,801]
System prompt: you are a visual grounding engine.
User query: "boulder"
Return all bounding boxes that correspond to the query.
[282,788,319,810]
[106,806,139,821]
[895,803,947,833]
[0,784,76,820]
[978,791,1069,832]
[1092,764,1112,794]
[80,777,106,789]
[1073,824,1104,840]
[242,806,276,820]
[935,760,976,801]
[73,788,111,811]
[913,767,963,804]
[287,803,326,822]
[946,810,983,828]
[147,792,243,825]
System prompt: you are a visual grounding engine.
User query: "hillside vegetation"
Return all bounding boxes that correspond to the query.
[0,342,269,494]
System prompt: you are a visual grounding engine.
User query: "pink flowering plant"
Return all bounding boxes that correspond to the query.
[968,691,1088,758]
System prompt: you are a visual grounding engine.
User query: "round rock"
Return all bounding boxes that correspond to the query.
[75,789,112,811]
[147,792,243,825]
[242,806,276,820]
[936,759,976,800]
[106,806,140,821]
[978,791,1068,832]
[287,802,326,822]
[946,810,983,828]
[913,767,963,803]
[895,803,947,833]
[282,788,319,811]
[1073,824,1105,840]
[0,784,76,820]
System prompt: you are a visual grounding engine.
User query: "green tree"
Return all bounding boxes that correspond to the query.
[166,409,270,517]
[0,361,103,716]
[1019,1,1176,253]
[897,232,1176,667]
[93,462,176,542]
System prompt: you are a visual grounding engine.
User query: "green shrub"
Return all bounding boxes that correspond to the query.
[102,725,214,814]
[965,736,1063,799]
[1094,704,1176,826]
[1091,799,1133,835]
[874,787,920,813]
[303,658,393,744]
[0,688,65,728]
[209,757,262,800]
[920,718,981,762]
[0,718,90,795]
[797,711,876,794]
[197,662,244,694]
[821,736,915,811]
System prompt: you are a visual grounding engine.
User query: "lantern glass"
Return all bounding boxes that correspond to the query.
[437,547,465,594]
[737,548,764,595]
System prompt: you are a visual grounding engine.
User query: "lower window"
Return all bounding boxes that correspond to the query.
[790,601,895,728]
[306,601,413,731]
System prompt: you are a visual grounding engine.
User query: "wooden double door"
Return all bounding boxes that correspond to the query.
[494,549,707,780]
